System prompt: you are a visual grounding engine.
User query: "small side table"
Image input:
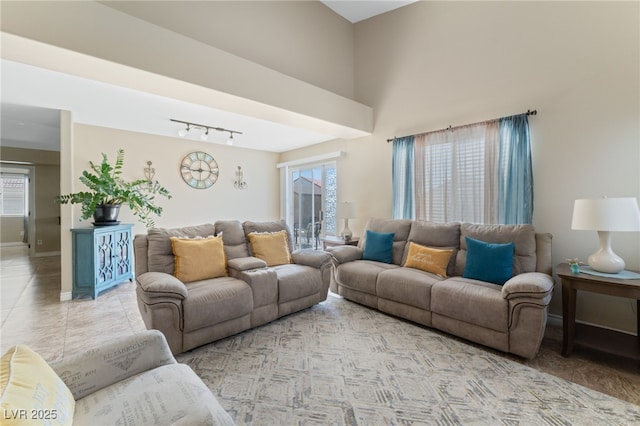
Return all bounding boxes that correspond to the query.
[322,236,359,250]
[557,262,640,360]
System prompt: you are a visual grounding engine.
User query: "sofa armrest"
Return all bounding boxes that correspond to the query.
[292,249,333,269]
[50,330,176,401]
[502,272,554,301]
[326,245,363,264]
[228,256,268,272]
[136,271,188,299]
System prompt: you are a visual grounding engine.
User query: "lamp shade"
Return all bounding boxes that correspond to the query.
[571,197,640,232]
[337,202,356,219]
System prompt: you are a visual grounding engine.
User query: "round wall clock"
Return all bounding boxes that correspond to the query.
[180,151,219,189]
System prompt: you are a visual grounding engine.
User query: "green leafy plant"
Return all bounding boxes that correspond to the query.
[56,149,171,229]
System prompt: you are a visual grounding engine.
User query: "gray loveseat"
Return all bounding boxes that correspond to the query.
[134,220,333,354]
[329,219,554,359]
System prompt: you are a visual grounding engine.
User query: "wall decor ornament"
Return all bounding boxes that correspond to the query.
[144,160,156,191]
[234,166,247,190]
[180,151,219,189]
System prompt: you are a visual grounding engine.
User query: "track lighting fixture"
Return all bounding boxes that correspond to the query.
[171,118,242,145]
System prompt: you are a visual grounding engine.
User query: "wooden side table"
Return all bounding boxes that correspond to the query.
[322,236,359,250]
[557,262,640,360]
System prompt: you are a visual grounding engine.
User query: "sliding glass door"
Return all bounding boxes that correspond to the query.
[288,163,337,250]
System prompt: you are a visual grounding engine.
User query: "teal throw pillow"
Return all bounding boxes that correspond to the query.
[362,230,395,263]
[463,236,514,285]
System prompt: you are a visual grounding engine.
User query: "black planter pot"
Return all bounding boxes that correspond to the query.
[93,204,121,225]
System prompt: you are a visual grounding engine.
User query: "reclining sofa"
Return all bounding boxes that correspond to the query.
[329,219,554,359]
[1,330,234,425]
[134,220,333,354]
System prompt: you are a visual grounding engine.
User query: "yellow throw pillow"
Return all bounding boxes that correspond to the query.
[248,230,292,267]
[403,242,454,277]
[171,235,227,282]
[0,345,75,426]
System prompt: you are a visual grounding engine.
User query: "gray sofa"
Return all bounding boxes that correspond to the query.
[329,219,554,359]
[134,220,333,354]
[50,330,234,425]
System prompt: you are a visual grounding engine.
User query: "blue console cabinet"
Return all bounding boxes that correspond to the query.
[71,224,133,299]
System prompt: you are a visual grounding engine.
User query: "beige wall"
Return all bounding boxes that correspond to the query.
[0,217,24,244]
[102,0,355,99]
[0,147,61,254]
[71,125,281,233]
[34,164,60,253]
[281,2,640,332]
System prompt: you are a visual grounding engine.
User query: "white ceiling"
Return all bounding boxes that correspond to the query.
[0,1,416,153]
[321,0,418,23]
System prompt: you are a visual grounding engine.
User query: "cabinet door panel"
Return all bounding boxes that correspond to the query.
[115,229,132,279]
[96,232,115,284]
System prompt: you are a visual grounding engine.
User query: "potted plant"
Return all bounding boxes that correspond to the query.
[56,149,171,229]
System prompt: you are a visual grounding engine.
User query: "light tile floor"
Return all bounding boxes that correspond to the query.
[1,245,639,405]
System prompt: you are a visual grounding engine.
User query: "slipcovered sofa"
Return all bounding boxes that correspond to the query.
[329,219,554,359]
[134,220,333,354]
[0,330,234,425]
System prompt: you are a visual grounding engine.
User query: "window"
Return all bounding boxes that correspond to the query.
[0,174,28,216]
[393,113,533,224]
[416,122,496,223]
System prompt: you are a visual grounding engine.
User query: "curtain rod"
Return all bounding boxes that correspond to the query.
[386,109,537,143]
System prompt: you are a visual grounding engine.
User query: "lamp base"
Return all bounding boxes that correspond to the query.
[340,218,352,241]
[588,231,625,274]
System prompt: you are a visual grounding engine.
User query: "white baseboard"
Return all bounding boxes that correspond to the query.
[0,242,27,247]
[60,292,72,302]
[33,251,61,257]
[547,313,637,336]
[547,313,562,327]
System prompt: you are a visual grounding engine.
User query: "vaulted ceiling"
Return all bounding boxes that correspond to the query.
[1,1,416,153]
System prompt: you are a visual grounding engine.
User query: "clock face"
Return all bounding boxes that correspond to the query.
[180,151,219,189]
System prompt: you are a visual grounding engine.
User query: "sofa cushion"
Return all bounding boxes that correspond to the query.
[407,220,461,247]
[431,277,509,332]
[455,223,537,276]
[183,277,252,332]
[463,237,514,285]
[404,220,460,276]
[147,224,216,274]
[73,363,234,426]
[336,260,399,295]
[243,220,294,255]
[362,230,394,263]
[248,230,292,267]
[403,242,454,277]
[361,218,413,265]
[215,220,250,259]
[1,345,75,426]
[377,267,443,310]
[273,264,323,303]
[170,235,227,283]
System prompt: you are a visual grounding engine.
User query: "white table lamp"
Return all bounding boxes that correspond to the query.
[338,202,355,240]
[571,197,640,273]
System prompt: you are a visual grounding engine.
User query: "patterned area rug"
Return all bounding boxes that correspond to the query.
[177,294,640,425]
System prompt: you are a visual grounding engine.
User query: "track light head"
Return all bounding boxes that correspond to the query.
[178,124,190,138]
[200,128,209,141]
[226,132,234,146]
